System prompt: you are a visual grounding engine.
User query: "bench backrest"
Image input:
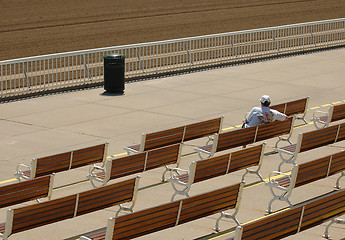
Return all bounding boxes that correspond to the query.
[234,206,303,240]
[109,143,181,181]
[295,150,345,188]
[193,144,264,183]
[234,188,345,239]
[143,126,185,151]
[216,117,293,153]
[85,183,243,240]
[271,97,309,116]
[255,116,294,142]
[216,126,257,152]
[300,123,345,153]
[331,103,345,122]
[34,143,108,178]
[299,187,345,231]
[2,177,139,239]
[183,117,223,142]
[142,117,223,151]
[0,175,54,209]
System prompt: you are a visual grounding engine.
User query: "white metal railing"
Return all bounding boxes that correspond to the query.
[1,18,345,99]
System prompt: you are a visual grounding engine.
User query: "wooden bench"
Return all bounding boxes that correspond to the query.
[15,142,108,181]
[231,187,345,240]
[0,174,54,209]
[124,116,224,154]
[270,96,309,124]
[168,144,265,201]
[0,176,139,240]
[195,116,294,159]
[311,102,345,129]
[80,182,244,240]
[276,122,345,171]
[266,149,345,213]
[87,143,182,187]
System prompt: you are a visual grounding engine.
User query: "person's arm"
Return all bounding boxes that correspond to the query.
[271,109,287,121]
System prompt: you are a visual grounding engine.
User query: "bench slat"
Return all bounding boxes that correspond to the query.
[295,156,330,187]
[77,178,136,216]
[240,206,302,239]
[11,195,77,234]
[255,117,293,142]
[35,152,71,177]
[228,145,263,172]
[284,98,308,116]
[178,184,240,224]
[301,189,345,230]
[329,150,345,175]
[109,153,146,180]
[146,144,180,170]
[331,104,345,122]
[71,144,105,168]
[144,126,185,151]
[183,117,222,141]
[193,154,230,183]
[216,127,256,152]
[300,125,339,152]
[111,202,180,239]
[0,175,51,209]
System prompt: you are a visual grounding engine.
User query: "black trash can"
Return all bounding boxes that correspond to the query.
[103,53,126,94]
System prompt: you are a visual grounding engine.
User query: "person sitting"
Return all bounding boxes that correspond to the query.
[243,95,287,128]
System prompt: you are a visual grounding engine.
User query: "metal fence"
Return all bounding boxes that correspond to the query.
[1,18,345,100]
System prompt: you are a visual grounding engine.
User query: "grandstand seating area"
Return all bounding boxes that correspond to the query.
[1,24,345,240]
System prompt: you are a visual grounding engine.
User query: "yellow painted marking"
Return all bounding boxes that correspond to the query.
[321,104,331,107]
[309,106,320,110]
[332,101,342,105]
[222,126,235,131]
[0,178,17,185]
[295,121,313,129]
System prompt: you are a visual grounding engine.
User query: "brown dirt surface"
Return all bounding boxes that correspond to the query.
[1,0,345,61]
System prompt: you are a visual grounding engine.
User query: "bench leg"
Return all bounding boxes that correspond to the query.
[335,171,345,189]
[323,218,345,239]
[170,184,190,202]
[277,156,296,172]
[241,168,264,182]
[267,189,293,214]
[214,211,240,232]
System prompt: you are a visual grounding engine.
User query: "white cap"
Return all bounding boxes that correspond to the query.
[260,95,271,104]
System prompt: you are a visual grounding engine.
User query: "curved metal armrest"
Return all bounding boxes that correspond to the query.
[16,163,30,172]
[268,171,290,182]
[169,167,189,178]
[312,110,328,121]
[89,164,105,175]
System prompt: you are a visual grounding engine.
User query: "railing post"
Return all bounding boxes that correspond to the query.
[82,54,92,82]
[183,41,193,68]
[23,62,31,90]
[136,48,145,73]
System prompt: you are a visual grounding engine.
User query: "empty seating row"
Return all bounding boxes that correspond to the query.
[0,177,139,240]
[80,182,244,240]
[266,149,345,213]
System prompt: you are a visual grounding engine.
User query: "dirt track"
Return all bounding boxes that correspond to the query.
[1,0,345,61]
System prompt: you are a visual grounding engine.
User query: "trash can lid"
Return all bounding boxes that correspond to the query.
[103,53,126,59]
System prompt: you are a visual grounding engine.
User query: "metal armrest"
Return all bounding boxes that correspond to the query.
[168,167,189,178]
[88,164,105,176]
[16,163,30,172]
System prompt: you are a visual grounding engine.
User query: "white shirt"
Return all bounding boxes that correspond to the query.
[245,106,286,127]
